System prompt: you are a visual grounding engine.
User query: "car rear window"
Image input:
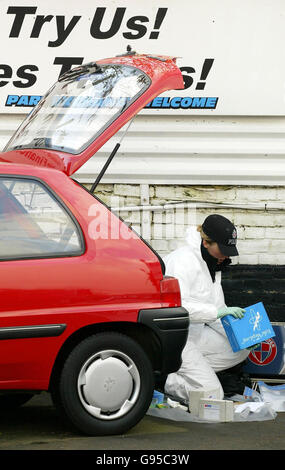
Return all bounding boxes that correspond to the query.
[5,64,150,155]
[0,177,84,260]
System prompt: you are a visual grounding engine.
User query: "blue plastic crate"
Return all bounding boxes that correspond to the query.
[221,302,275,352]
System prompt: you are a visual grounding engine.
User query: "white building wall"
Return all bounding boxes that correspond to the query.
[1,112,285,265]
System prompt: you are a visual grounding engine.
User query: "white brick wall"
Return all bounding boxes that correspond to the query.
[89,183,285,265]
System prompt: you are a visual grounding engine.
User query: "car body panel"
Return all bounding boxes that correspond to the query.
[0,164,184,389]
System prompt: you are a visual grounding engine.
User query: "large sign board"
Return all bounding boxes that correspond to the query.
[0,0,284,115]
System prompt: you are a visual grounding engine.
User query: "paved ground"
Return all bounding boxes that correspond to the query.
[0,392,283,453]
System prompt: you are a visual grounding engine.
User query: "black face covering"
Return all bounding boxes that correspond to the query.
[200,241,231,282]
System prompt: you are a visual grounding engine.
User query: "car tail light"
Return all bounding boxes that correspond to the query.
[160,276,181,307]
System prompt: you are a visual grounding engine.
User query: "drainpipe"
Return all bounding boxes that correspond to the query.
[111,200,285,213]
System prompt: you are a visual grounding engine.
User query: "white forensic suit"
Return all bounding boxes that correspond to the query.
[164,227,249,401]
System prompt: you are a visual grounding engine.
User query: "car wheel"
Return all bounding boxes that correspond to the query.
[0,393,34,409]
[53,332,154,436]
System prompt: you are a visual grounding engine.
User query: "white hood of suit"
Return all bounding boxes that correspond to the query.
[185,226,203,252]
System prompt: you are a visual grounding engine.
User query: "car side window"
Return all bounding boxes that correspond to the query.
[0,177,84,259]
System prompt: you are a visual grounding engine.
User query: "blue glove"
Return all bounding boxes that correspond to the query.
[217,307,246,319]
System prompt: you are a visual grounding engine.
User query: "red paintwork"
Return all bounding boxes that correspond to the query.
[0,55,183,391]
[0,55,184,176]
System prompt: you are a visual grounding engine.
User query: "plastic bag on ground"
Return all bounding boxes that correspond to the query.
[147,387,277,423]
[258,381,285,412]
[233,402,277,422]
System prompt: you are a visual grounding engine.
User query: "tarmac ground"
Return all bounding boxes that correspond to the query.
[0,391,284,458]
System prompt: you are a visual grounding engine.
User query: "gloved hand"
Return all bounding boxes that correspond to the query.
[217,307,246,319]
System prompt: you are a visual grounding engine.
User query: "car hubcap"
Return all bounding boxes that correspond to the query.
[77,349,141,420]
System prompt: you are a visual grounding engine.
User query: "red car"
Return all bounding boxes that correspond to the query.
[0,50,188,435]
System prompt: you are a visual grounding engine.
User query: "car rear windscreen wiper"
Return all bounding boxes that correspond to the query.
[58,62,102,82]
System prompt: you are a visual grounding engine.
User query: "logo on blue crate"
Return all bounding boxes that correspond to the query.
[248,338,277,366]
[249,308,262,332]
[243,325,285,375]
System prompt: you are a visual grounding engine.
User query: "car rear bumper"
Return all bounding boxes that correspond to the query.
[137,307,189,374]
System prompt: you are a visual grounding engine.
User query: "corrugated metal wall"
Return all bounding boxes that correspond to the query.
[1,113,285,186]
